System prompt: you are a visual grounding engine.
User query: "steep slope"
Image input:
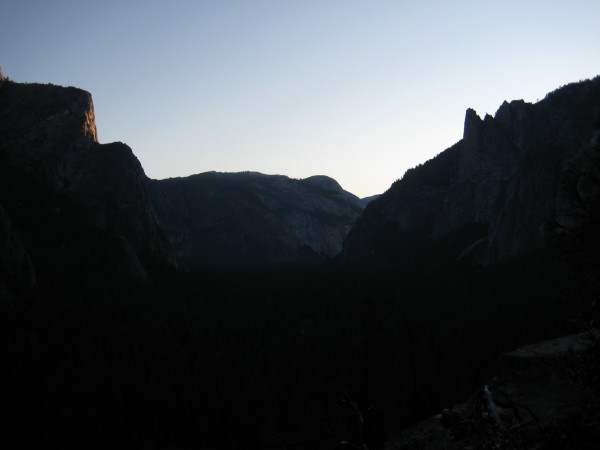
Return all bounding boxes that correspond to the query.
[147,172,363,268]
[0,79,173,288]
[357,194,380,208]
[340,76,600,267]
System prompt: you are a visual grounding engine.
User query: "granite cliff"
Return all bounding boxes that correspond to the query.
[339,76,600,267]
[0,79,173,293]
[147,172,363,269]
[0,77,368,287]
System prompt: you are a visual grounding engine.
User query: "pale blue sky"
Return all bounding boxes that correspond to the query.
[2,1,599,197]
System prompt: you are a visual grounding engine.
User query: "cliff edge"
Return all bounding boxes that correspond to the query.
[339,76,600,267]
[0,80,173,292]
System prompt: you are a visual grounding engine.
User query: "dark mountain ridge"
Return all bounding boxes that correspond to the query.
[147,171,363,269]
[1,73,598,449]
[339,76,600,268]
[0,78,365,292]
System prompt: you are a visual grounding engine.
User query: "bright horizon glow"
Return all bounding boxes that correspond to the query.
[2,1,599,197]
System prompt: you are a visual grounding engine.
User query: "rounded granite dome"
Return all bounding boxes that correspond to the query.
[302,175,343,192]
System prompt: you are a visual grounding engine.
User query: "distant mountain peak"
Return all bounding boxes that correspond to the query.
[303,175,344,192]
[146,171,363,269]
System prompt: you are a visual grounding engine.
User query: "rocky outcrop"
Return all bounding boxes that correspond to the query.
[64,141,174,271]
[147,172,363,268]
[0,80,174,283]
[340,76,600,267]
[385,331,600,449]
[0,81,98,185]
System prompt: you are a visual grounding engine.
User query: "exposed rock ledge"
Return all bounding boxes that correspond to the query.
[385,331,600,449]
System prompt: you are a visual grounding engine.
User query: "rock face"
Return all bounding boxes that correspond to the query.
[385,331,600,449]
[146,172,363,268]
[340,76,600,267]
[0,205,36,304]
[0,80,173,284]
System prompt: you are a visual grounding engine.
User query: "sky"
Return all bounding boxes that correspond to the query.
[1,1,599,198]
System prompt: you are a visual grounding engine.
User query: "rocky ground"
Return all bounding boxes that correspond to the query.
[385,330,600,449]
